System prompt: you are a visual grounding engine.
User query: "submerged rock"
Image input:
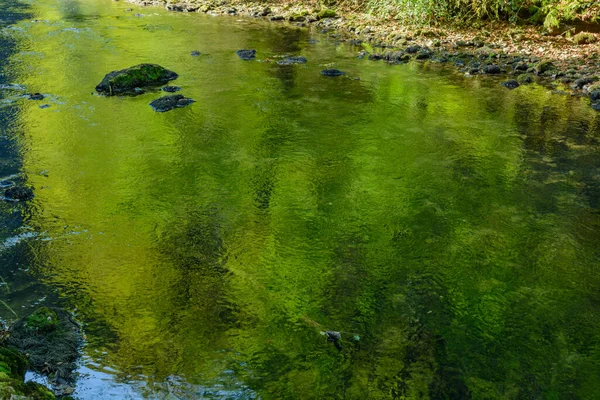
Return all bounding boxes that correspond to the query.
[28,93,45,100]
[4,186,34,201]
[95,64,178,96]
[7,307,82,386]
[534,60,555,75]
[162,85,181,93]
[325,331,342,351]
[321,68,345,77]
[277,56,307,65]
[149,94,195,112]
[190,50,201,56]
[236,49,256,60]
[501,80,520,89]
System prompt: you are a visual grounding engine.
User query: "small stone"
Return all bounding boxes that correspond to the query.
[405,45,421,54]
[483,65,501,74]
[190,50,201,56]
[236,49,256,60]
[321,69,345,77]
[500,80,520,89]
[28,93,44,100]
[162,85,181,93]
[39,104,51,109]
[149,94,195,112]
[276,56,307,65]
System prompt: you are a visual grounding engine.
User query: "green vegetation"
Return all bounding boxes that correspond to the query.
[332,0,600,26]
[0,347,55,399]
[25,307,59,333]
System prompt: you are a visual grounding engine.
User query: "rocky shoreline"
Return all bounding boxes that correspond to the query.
[124,0,600,111]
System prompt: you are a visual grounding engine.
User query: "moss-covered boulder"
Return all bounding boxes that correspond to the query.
[534,60,555,75]
[8,308,81,385]
[517,73,535,84]
[0,347,55,399]
[95,64,178,96]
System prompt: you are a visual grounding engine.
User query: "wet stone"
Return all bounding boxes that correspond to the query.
[4,186,34,201]
[236,49,256,60]
[501,80,520,89]
[483,65,501,74]
[149,94,196,112]
[28,93,44,100]
[321,69,345,77]
[190,50,201,56]
[162,85,181,93]
[276,56,307,65]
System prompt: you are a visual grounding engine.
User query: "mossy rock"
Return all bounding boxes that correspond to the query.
[573,32,598,45]
[25,307,58,333]
[95,63,178,96]
[317,9,337,19]
[534,60,555,75]
[0,347,54,399]
[517,73,535,84]
[8,308,81,384]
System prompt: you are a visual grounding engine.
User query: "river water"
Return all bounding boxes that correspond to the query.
[1,0,600,398]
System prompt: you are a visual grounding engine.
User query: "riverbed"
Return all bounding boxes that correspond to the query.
[1,0,600,398]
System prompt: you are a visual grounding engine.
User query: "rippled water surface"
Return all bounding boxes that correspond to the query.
[1,0,600,398]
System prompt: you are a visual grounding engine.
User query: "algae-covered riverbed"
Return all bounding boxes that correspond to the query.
[1,0,600,398]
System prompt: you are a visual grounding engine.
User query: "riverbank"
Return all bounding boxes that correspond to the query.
[126,0,600,110]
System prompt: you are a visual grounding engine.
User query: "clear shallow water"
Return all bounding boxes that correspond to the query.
[1,0,600,398]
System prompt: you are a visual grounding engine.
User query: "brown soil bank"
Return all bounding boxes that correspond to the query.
[126,0,600,111]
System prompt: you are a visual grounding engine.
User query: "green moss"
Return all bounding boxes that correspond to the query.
[573,32,598,45]
[517,73,535,85]
[110,64,167,89]
[26,307,59,333]
[0,347,54,399]
[317,9,337,19]
[534,60,555,75]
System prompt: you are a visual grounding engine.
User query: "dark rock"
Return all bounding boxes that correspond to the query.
[325,331,342,351]
[149,94,195,112]
[276,56,307,65]
[162,85,181,93]
[384,51,410,63]
[483,64,501,74]
[405,45,421,54]
[590,90,600,102]
[573,76,598,89]
[415,51,431,60]
[190,50,201,56]
[28,93,44,100]
[8,307,82,385]
[236,49,256,60]
[357,51,369,59]
[513,62,529,71]
[95,64,178,96]
[321,69,345,77]
[500,80,520,89]
[269,15,285,21]
[592,102,600,111]
[368,53,384,61]
[39,104,51,109]
[349,39,363,46]
[4,186,34,201]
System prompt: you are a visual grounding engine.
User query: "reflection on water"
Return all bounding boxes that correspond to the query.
[1,0,600,398]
